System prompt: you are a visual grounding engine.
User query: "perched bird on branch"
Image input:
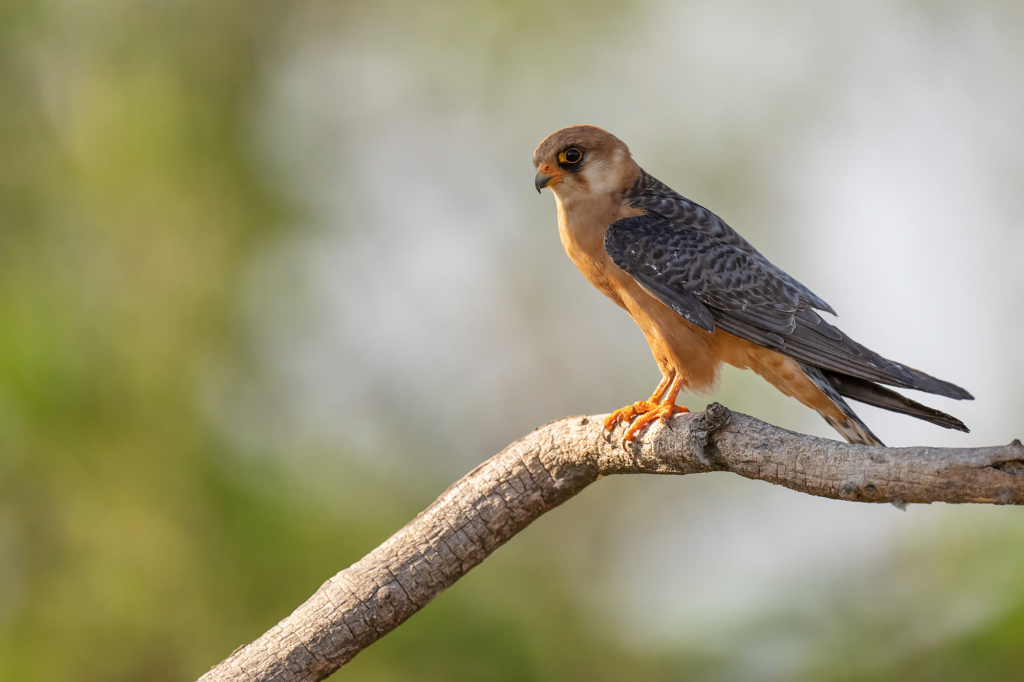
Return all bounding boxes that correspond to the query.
[533,125,972,446]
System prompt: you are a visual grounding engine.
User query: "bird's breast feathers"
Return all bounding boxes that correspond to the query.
[555,192,644,306]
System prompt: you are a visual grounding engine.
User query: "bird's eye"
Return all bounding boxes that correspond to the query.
[560,147,583,165]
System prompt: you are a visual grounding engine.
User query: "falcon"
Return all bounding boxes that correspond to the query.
[533,125,972,446]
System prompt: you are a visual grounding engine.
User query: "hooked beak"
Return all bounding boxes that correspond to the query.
[534,164,563,193]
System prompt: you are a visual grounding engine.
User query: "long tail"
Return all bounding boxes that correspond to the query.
[799,364,970,447]
[821,370,970,433]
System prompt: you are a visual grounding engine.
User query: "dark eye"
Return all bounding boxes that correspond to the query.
[563,147,582,164]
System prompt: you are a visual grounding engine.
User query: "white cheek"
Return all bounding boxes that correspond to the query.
[583,161,617,196]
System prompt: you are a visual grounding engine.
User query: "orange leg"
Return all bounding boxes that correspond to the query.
[621,375,690,444]
[603,372,674,432]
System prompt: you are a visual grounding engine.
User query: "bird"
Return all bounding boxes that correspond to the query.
[533,124,972,446]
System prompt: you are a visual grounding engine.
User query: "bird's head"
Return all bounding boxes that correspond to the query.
[533,125,637,204]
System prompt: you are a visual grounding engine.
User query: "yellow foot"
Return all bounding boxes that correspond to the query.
[621,403,690,443]
[603,401,659,432]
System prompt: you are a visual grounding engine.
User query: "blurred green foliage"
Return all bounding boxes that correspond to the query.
[0,1,696,679]
[1,1,1023,681]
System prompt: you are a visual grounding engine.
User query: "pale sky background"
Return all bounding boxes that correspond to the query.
[212,0,1023,676]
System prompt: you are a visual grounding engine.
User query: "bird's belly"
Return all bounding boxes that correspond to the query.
[615,280,725,392]
[572,253,628,309]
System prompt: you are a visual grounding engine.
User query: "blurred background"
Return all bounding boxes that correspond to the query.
[1,0,1022,679]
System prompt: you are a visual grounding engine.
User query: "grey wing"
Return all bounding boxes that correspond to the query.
[604,210,972,401]
[607,230,717,333]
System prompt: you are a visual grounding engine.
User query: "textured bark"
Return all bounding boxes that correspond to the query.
[199,405,1024,681]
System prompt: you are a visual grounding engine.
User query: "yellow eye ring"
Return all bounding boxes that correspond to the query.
[559,147,583,165]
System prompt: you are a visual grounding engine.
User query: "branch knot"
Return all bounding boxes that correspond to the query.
[689,402,731,465]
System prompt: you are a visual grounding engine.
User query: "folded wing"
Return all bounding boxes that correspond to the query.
[604,205,973,402]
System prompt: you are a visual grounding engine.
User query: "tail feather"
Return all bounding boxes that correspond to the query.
[800,363,971,446]
[880,357,975,401]
[801,364,884,446]
[821,370,970,433]
[822,413,883,447]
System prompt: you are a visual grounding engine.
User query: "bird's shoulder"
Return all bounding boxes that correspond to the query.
[619,170,761,255]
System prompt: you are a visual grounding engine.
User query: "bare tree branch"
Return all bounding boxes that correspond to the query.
[198,404,1024,682]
